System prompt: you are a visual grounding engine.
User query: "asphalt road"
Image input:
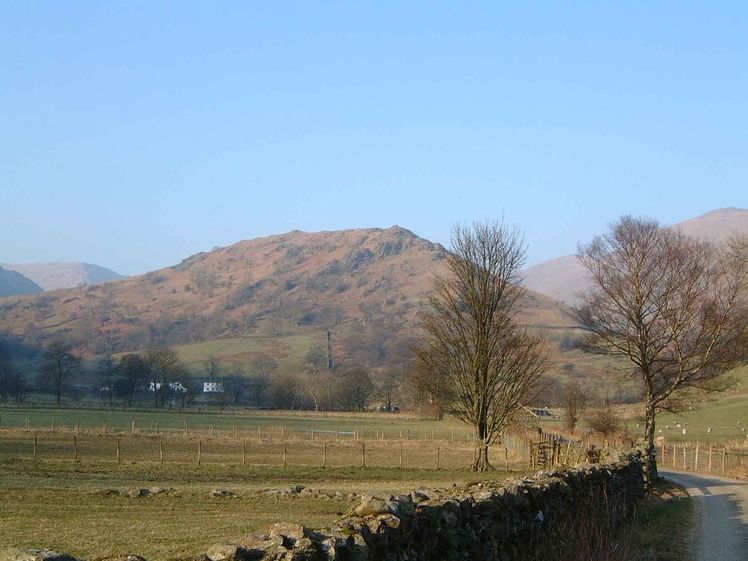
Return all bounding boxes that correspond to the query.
[661,470,748,561]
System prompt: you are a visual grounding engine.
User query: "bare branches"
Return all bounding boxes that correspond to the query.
[562,381,589,432]
[415,219,551,471]
[577,215,748,480]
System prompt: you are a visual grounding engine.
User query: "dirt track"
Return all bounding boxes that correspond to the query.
[661,470,748,561]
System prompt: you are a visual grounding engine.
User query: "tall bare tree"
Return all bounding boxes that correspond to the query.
[42,341,81,405]
[144,347,184,408]
[115,353,147,407]
[415,220,550,471]
[249,353,278,408]
[562,380,589,432]
[577,216,748,482]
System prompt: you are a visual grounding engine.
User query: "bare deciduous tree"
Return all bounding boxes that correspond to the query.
[586,401,622,445]
[202,357,223,378]
[415,220,551,471]
[115,353,147,407]
[42,340,81,405]
[249,353,278,408]
[337,364,375,411]
[144,347,185,408]
[562,380,589,432]
[577,217,748,482]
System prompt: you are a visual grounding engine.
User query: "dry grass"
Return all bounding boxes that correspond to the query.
[0,441,516,560]
[632,480,694,561]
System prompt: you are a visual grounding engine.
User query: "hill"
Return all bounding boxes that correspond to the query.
[0,265,43,298]
[0,227,580,374]
[0,262,126,291]
[522,208,748,306]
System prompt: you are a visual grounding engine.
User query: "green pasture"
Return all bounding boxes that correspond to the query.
[0,407,475,442]
[634,365,748,443]
[173,333,323,373]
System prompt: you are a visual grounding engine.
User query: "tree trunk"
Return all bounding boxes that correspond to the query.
[472,423,493,471]
[643,401,658,487]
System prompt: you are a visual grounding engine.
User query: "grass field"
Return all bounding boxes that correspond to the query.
[0,403,702,560]
[0,407,476,443]
[0,406,528,559]
[653,365,748,443]
[1,458,511,560]
[172,333,321,374]
[0,407,475,559]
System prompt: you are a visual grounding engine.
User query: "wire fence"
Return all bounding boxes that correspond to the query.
[0,413,595,471]
[0,430,535,470]
[0,412,478,444]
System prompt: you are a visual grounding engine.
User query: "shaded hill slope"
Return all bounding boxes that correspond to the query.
[1,262,126,291]
[0,266,43,298]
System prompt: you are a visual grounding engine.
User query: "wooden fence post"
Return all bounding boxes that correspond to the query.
[159,439,164,464]
[722,448,727,475]
[74,436,78,462]
[361,442,366,468]
[51,418,55,432]
[399,443,403,469]
[322,443,327,468]
[198,440,202,465]
[708,444,713,472]
[283,444,287,467]
[683,444,688,470]
[436,447,441,470]
[116,437,121,463]
[672,444,677,467]
[131,421,135,434]
[695,443,700,471]
[505,446,510,471]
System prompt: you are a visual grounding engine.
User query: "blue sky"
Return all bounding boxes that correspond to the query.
[2,2,746,276]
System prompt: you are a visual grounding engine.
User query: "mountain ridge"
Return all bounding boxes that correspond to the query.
[0,226,578,367]
[522,207,748,306]
[1,262,126,291]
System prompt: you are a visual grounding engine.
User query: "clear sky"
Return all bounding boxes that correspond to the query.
[2,2,746,276]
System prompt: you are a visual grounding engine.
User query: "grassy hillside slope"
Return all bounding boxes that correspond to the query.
[0,227,581,376]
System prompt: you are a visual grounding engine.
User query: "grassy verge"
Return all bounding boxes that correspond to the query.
[631,480,694,561]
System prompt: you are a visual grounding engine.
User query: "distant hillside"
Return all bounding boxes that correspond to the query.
[1,262,126,291]
[0,227,580,367]
[673,207,748,243]
[0,266,42,298]
[523,208,748,306]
